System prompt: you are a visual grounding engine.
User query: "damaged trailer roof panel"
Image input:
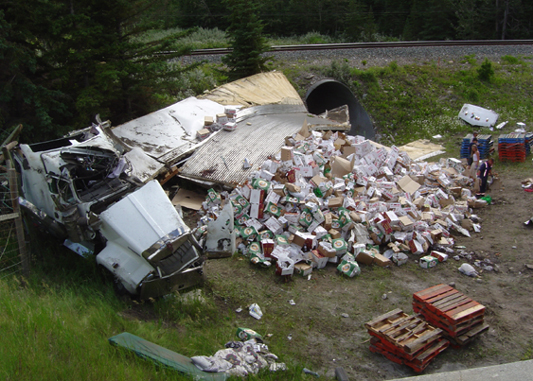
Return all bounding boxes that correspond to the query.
[458,104,499,127]
[111,97,227,167]
[199,71,304,107]
[179,103,348,188]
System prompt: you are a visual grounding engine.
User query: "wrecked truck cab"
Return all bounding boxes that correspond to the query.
[96,180,204,298]
[13,126,204,299]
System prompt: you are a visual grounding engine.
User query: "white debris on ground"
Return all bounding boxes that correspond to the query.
[194,126,490,278]
[191,339,286,377]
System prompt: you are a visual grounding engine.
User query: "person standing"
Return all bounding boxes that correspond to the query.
[470,144,480,179]
[467,137,478,166]
[477,158,494,194]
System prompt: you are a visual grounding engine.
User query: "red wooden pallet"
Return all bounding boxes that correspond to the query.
[452,322,490,346]
[413,302,485,338]
[365,309,444,355]
[413,284,485,325]
[370,337,449,373]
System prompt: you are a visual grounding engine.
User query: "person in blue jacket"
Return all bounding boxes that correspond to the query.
[477,158,494,194]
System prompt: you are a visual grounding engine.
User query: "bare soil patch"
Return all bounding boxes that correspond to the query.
[189,162,533,380]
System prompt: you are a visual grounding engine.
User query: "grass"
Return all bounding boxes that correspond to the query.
[281,54,533,150]
[3,49,533,379]
[138,28,343,50]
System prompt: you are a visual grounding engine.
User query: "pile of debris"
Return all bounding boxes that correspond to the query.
[196,124,490,278]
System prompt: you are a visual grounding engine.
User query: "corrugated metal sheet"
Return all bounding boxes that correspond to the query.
[110,97,226,165]
[179,104,341,188]
[199,72,303,107]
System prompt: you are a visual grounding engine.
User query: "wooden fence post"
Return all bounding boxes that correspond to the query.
[3,147,29,276]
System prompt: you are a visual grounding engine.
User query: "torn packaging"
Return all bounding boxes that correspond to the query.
[338,259,361,277]
[276,258,295,276]
[397,175,421,195]
[294,262,312,276]
[355,250,375,266]
[309,250,328,269]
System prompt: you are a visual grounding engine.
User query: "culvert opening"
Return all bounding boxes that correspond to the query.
[305,80,375,139]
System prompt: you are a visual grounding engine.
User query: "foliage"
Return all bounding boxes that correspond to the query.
[136,27,229,49]
[222,0,272,80]
[477,59,495,82]
[285,54,533,147]
[158,0,533,41]
[501,55,521,65]
[0,0,201,144]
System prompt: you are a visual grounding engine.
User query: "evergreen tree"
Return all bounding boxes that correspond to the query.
[1,0,199,143]
[222,0,271,79]
[345,1,378,41]
[0,3,71,141]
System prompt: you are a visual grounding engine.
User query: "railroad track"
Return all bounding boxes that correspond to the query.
[184,39,533,56]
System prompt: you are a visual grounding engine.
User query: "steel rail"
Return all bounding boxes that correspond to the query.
[182,39,533,56]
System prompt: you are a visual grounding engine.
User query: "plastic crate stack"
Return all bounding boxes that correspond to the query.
[526,133,533,156]
[498,133,527,162]
[413,284,489,346]
[365,309,449,372]
[460,134,493,160]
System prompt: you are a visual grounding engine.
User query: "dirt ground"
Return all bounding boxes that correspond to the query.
[180,159,533,380]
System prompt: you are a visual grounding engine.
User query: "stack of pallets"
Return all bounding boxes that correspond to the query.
[525,133,533,155]
[498,133,527,162]
[412,284,489,346]
[365,308,449,372]
[460,134,494,160]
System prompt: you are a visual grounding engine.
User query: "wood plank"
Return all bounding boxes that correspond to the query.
[413,284,452,301]
[456,323,490,345]
[364,308,405,329]
[448,303,484,321]
[403,328,443,354]
[0,212,18,222]
[434,297,472,313]
[417,306,485,337]
[440,299,477,314]
[414,339,449,363]
[382,316,421,336]
[373,316,412,335]
[394,321,428,343]
[432,294,469,309]
[424,288,460,304]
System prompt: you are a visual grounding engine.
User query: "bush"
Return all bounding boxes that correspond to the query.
[477,59,494,82]
[501,55,520,65]
[467,88,480,102]
[322,60,352,84]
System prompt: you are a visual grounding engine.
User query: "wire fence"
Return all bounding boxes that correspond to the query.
[0,167,29,280]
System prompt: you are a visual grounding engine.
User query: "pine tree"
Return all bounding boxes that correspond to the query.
[1,0,200,143]
[222,0,271,80]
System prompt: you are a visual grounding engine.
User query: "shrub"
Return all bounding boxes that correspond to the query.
[467,88,480,102]
[501,55,520,65]
[477,59,494,82]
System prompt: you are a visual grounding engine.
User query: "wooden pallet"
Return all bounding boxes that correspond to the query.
[413,284,485,325]
[452,322,490,346]
[370,337,449,373]
[413,302,484,338]
[413,284,488,345]
[365,309,445,355]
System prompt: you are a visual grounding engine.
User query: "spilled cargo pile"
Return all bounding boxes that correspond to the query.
[196,125,489,278]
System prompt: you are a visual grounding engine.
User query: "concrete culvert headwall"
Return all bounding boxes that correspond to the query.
[305,79,375,139]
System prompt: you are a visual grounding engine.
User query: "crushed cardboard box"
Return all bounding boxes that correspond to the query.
[195,128,484,280]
